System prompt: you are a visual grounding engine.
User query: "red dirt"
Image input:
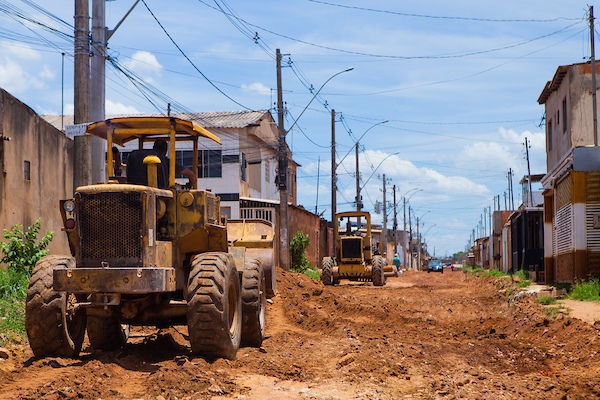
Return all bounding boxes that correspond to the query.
[2,269,600,399]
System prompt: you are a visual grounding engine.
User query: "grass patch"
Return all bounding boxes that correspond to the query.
[568,279,600,301]
[538,296,557,305]
[290,266,321,281]
[542,306,563,318]
[0,268,28,344]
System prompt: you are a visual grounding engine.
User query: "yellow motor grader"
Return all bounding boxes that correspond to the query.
[321,211,386,286]
[25,116,274,360]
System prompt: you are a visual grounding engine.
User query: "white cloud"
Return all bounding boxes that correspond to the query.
[122,51,163,83]
[106,99,141,115]
[241,82,271,95]
[1,43,42,61]
[0,58,44,94]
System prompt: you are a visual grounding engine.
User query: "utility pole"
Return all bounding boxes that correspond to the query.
[591,6,598,146]
[276,49,289,270]
[408,206,412,269]
[331,109,337,257]
[74,0,92,189]
[393,185,398,255]
[315,156,320,215]
[507,168,515,210]
[403,197,407,270]
[355,142,360,212]
[525,137,533,207]
[90,0,107,183]
[382,174,387,258]
[416,216,420,271]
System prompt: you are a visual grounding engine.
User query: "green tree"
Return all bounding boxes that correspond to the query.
[290,231,311,272]
[0,219,53,275]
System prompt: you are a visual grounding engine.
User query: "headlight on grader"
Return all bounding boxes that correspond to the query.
[63,200,75,212]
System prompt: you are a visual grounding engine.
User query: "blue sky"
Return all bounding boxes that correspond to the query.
[0,1,594,257]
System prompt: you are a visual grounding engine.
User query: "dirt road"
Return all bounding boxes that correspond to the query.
[2,268,600,399]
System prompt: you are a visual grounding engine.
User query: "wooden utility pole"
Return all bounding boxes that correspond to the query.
[525,137,533,207]
[276,49,289,270]
[74,0,92,189]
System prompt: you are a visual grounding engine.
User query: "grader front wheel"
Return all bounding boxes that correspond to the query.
[25,255,87,358]
[187,252,242,360]
[321,257,334,285]
[241,258,266,347]
[372,255,386,287]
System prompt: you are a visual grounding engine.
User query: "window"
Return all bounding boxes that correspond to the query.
[562,97,567,133]
[221,206,231,219]
[265,159,270,182]
[547,119,553,151]
[199,149,222,178]
[23,160,30,181]
[240,152,247,182]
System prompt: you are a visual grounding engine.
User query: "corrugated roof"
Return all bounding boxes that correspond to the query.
[41,110,273,131]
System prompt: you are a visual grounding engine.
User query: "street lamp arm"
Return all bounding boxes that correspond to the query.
[360,151,401,190]
[286,67,353,133]
[338,119,388,166]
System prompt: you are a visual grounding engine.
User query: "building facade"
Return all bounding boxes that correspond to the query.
[539,62,600,282]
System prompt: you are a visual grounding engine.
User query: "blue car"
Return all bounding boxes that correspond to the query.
[427,259,444,273]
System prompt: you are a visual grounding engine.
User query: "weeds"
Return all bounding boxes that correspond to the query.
[542,306,563,318]
[0,219,52,344]
[538,296,557,305]
[568,279,600,301]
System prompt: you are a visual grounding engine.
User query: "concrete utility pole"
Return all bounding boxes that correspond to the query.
[74,0,92,189]
[276,49,290,271]
[525,137,533,207]
[416,216,420,271]
[591,6,598,146]
[393,185,398,255]
[355,142,360,212]
[382,174,387,258]
[90,0,107,183]
[408,206,412,269]
[331,109,337,257]
[403,197,407,270]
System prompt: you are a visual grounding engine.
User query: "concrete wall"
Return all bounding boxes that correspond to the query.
[0,89,74,261]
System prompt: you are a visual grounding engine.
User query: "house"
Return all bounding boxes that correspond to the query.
[538,62,600,282]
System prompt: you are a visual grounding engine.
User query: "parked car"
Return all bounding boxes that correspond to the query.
[427,259,444,273]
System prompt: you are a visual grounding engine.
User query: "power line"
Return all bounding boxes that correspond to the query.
[140,0,251,110]
[306,0,582,23]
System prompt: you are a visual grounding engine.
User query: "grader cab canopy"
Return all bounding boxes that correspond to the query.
[86,116,221,189]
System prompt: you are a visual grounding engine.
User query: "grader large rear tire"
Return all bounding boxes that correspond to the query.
[241,258,266,347]
[321,257,334,285]
[86,316,130,351]
[25,255,87,358]
[372,255,386,287]
[187,252,242,360]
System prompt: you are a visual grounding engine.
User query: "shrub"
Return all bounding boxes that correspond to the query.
[0,219,53,275]
[568,279,600,301]
[538,296,557,305]
[290,231,311,272]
